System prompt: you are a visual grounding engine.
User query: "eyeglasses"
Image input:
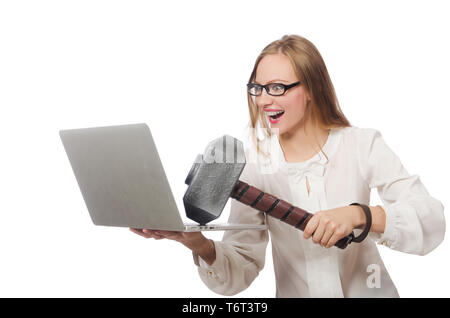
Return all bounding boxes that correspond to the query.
[247,81,301,96]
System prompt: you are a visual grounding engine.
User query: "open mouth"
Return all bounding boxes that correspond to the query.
[265,110,285,123]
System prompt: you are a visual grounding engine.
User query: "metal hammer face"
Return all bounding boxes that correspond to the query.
[183,135,246,225]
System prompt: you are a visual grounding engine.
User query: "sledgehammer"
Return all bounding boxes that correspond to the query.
[183,135,355,249]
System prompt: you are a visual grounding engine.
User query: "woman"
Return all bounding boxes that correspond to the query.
[131,35,445,297]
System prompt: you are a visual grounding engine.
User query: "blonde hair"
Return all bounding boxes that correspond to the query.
[247,34,351,157]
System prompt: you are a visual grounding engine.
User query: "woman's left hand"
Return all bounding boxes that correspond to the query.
[303,205,364,248]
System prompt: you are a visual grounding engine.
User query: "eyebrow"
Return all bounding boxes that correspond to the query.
[254,78,289,84]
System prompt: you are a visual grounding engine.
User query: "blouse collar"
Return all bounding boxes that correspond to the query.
[274,128,343,183]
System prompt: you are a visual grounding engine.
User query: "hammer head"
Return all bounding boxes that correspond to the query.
[183,135,246,225]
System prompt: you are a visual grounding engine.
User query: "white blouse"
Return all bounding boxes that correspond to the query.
[192,126,445,297]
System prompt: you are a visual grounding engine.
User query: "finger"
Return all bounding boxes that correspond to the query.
[303,215,320,239]
[130,228,152,238]
[320,225,336,248]
[326,229,346,248]
[155,230,183,240]
[133,228,162,239]
[143,229,166,240]
[312,220,327,244]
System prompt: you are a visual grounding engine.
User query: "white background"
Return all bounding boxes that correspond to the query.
[0,0,449,297]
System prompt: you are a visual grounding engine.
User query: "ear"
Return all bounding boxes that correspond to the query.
[306,93,311,103]
[307,89,314,103]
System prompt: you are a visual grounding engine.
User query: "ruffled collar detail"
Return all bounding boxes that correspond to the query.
[274,129,342,184]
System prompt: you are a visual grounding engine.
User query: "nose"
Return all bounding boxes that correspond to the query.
[256,88,275,108]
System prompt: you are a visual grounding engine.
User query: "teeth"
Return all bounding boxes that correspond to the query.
[267,110,284,116]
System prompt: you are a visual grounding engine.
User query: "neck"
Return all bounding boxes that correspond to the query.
[278,121,330,163]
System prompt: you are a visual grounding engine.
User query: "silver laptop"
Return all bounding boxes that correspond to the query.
[59,123,267,232]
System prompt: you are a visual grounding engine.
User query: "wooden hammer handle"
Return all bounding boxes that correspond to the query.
[230,180,354,249]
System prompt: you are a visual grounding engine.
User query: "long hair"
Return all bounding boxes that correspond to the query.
[247,35,351,157]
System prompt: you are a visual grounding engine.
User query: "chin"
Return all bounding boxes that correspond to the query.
[270,125,286,136]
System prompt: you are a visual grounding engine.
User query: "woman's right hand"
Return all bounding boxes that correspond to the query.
[129,228,202,246]
[129,228,216,265]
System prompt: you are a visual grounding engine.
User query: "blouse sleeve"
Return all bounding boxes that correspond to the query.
[192,150,270,296]
[356,128,445,255]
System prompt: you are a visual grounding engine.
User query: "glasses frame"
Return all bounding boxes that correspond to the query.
[247,81,301,96]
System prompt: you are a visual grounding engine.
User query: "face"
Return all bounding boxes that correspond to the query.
[254,53,310,136]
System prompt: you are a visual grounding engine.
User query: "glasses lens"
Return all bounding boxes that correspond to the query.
[248,84,262,96]
[267,83,285,96]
